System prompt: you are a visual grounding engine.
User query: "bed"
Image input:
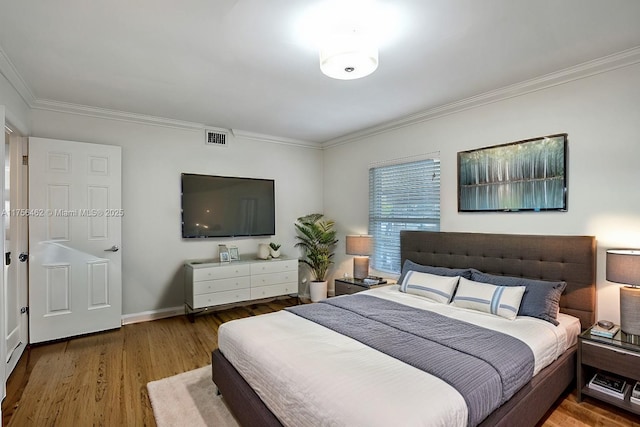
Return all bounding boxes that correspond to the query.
[212,231,596,427]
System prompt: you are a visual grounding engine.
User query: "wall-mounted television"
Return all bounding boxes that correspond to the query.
[181,173,275,238]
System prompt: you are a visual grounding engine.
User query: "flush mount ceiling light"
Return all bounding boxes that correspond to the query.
[319,32,378,80]
[297,0,399,81]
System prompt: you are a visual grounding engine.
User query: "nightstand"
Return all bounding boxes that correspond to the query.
[334,277,391,296]
[577,327,640,415]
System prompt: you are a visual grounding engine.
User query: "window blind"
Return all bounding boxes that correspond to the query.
[369,158,440,274]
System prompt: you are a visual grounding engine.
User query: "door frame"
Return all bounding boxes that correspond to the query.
[5,135,28,376]
[1,105,7,405]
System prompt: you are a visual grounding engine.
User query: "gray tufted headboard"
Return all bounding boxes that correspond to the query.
[400,231,596,329]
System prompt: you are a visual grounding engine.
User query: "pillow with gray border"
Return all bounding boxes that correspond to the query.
[470,270,566,326]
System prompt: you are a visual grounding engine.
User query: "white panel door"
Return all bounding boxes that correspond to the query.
[28,137,122,343]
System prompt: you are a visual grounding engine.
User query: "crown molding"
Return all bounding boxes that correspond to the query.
[0,45,36,107]
[0,43,317,147]
[30,99,317,148]
[2,41,638,150]
[32,98,210,131]
[231,130,321,149]
[322,46,640,149]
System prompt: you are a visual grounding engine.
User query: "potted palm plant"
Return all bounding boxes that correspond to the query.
[294,213,338,302]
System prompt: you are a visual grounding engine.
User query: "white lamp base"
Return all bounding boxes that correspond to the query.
[620,286,640,335]
[353,256,369,280]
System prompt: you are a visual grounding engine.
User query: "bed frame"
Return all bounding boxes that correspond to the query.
[212,231,596,427]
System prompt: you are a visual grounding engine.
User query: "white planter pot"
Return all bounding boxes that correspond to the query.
[309,280,328,302]
[269,248,281,258]
[257,243,270,260]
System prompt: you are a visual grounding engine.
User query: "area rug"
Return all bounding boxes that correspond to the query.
[147,365,239,427]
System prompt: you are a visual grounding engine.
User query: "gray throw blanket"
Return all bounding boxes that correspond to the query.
[286,294,534,426]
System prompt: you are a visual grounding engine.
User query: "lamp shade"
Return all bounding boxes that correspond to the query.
[607,249,640,335]
[346,235,373,256]
[606,249,640,286]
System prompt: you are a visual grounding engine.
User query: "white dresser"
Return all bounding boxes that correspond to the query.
[184,257,298,319]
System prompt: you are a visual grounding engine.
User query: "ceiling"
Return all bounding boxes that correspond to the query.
[1,0,640,144]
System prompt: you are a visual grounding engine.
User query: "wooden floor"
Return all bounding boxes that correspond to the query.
[2,297,639,427]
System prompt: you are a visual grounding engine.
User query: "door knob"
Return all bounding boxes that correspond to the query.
[104,245,119,252]
[18,252,28,262]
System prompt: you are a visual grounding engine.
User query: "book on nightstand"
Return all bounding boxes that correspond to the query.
[362,276,386,285]
[590,323,620,338]
[631,382,640,405]
[588,373,627,399]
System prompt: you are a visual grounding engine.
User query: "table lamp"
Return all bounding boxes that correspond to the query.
[606,249,640,335]
[346,235,373,280]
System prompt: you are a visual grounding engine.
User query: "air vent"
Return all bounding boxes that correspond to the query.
[205,130,227,146]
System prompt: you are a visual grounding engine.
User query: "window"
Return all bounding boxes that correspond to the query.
[369,157,440,274]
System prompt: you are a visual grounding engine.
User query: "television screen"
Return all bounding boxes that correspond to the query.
[181,173,275,238]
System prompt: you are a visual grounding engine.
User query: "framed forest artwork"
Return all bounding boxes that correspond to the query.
[458,134,567,212]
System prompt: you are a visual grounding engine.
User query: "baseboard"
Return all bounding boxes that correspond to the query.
[121,305,185,325]
[120,295,300,325]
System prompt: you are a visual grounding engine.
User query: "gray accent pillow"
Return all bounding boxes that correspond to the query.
[470,270,566,325]
[398,260,473,284]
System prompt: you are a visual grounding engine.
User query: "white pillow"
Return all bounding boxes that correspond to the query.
[400,271,460,303]
[451,277,525,320]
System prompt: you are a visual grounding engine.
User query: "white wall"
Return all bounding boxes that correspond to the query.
[324,63,640,323]
[31,110,323,315]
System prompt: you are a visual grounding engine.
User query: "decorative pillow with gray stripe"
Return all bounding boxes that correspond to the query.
[451,277,526,320]
[400,271,460,303]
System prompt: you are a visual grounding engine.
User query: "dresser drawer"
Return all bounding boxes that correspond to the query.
[581,340,640,379]
[335,281,365,295]
[250,259,298,275]
[192,276,250,295]
[192,288,251,309]
[251,271,297,288]
[250,282,297,300]
[192,264,251,281]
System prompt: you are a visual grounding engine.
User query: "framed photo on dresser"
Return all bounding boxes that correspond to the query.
[219,244,230,262]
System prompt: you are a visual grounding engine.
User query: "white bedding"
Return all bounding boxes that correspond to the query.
[217,285,581,427]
